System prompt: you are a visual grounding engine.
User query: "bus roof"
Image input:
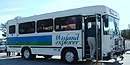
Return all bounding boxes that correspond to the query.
[7,5,119,23]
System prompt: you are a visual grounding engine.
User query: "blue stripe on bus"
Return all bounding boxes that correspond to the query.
[7,35,52,42]
[7,37,17,42]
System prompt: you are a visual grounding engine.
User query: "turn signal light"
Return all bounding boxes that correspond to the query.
[110,37,112,39]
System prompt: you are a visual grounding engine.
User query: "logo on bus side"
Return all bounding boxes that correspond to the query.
[55,34,79,46]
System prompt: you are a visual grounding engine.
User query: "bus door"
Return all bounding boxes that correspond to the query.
[82,14,101,60]
[95,14,102,60]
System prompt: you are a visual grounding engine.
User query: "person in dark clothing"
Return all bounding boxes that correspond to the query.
[7,52,11,57]
[87,22,96,60]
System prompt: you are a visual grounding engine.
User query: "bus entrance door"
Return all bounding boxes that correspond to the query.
[83,14,101,60]
[95,14,102,60]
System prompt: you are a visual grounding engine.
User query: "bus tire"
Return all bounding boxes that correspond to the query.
[22,48,36,60]
[43,55,53,59]
[62,49,78,64]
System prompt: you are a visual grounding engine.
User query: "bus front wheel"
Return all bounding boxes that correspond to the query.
[62,49,78,64]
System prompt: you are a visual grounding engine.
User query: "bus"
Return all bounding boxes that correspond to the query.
[6,5,125,63]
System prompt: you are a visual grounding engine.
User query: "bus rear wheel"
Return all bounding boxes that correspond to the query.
[62,49,78,64]
[22,48,36,60]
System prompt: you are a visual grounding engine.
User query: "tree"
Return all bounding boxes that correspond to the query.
[0,23,6,37]
[128,24,130,30]
[121,30,130,39]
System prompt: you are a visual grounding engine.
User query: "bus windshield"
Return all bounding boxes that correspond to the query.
[103,15,119,35]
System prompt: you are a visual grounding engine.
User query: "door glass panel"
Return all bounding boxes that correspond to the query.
[96,14,101,60]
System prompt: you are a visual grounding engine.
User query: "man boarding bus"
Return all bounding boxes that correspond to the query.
[87,22,96,60]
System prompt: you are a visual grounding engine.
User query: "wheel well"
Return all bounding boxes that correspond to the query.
[61,47,78,58]
[21,47,30,53]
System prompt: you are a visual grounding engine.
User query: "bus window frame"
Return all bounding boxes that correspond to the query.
[37,19,53,33]
[19,21,35,34]
[103,15,119,35]
[9,25,16,34]
[55,15,82,31]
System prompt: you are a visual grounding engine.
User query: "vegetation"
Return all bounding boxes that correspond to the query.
[121,30,130,39]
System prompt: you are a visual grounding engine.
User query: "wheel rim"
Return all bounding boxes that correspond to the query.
[24,50,30,58]
[65,51,74,62]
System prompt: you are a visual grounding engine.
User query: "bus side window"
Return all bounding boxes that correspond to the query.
[37,19,53,32]
[19,21,35,34]
[9,25,15,34]
[55,15,82,31]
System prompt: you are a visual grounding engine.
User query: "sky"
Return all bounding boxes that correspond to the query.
[0,0,130,37]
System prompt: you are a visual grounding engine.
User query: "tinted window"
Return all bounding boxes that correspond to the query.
[55,15,82,31]
[37,19,53,32]
[9,25,15,34]
[19,21,35,34]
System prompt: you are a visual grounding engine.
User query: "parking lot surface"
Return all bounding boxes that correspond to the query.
[1,52,130,65]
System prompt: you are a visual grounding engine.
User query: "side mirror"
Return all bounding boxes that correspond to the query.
[102,15,108,27]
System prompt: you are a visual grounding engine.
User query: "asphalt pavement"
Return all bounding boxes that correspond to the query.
[0,51,130,65]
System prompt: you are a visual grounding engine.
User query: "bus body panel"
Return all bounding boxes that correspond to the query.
[6,5,123,61]
[53,30,82,59]
[102,35,115,56]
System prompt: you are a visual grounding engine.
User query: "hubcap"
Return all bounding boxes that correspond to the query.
[24,50,30,58]
[65,51,74,62]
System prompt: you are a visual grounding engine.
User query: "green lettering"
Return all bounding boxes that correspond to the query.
[68,41,71,45]
[71,41,73,44]
[55,41,59,45]
[64,41,67,45]
[75,41,79,44]
[60,41,63,46]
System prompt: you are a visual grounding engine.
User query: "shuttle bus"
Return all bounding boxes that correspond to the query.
[6,5,125,63]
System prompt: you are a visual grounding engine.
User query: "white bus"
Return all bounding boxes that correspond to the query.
[6,5,125,63]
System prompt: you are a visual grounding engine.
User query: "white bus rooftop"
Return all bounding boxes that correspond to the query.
[7,5,119,24]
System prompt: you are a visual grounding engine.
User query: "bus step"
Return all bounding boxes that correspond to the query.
[86,45,89,46]
[86,49,90,51]
[86,52,90,54]
[86,55,90,58]
[85,46,90,49]
[86,54,90,55]
[86,54,96,58]
[86,58,91,60]
[86,50,90,54]
[86,51,90,52]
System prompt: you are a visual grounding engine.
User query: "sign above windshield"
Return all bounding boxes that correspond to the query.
[110,9,117,17]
